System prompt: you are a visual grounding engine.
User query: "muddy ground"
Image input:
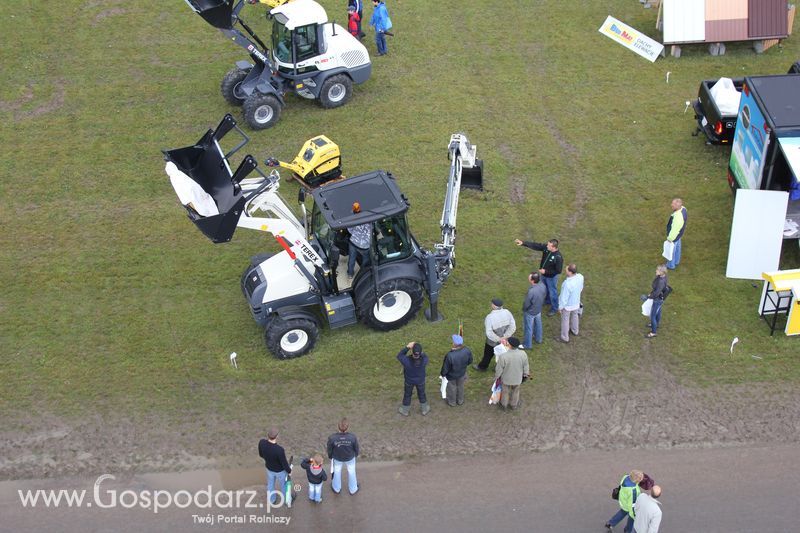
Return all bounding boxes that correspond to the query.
[2,345,798,481]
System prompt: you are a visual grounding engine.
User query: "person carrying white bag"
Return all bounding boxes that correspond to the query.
[641,265,671,339]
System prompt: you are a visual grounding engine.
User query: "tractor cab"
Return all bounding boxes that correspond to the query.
[309,171,415,289]
[270,0,328,74]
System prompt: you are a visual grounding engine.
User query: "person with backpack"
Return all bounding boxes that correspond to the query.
[644,265,670,338]
[369,0,391,56]
[396,341,430,416]
[605,470,643,533]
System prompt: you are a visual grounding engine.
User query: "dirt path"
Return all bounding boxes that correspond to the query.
[2,342,799,481]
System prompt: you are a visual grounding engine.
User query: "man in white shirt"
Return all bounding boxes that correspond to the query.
[556,263,584,343]
[633,485,662,533]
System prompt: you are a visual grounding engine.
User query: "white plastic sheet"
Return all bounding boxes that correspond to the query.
[642,298,653,316]
[165,161,219,217]
[709,78,742,117]
[439,376,448,399]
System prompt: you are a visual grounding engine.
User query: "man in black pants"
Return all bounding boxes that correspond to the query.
[440,334,473,406]
[474,298,516,371]
[396,341,430,416]
[515,238,563,316]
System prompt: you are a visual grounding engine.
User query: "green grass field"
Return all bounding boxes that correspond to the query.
[2,0,799,429]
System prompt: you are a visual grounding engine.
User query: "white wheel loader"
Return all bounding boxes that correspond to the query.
[163,115,483,359]
[186,0,371,129]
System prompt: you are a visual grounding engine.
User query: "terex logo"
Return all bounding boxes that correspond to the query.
[295,240,321,263]
[609,23,634,42]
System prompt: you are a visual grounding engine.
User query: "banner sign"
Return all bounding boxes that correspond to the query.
[598,16,664,62]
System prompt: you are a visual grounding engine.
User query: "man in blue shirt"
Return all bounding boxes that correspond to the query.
[369,0,391,56]
[556,263,584,343]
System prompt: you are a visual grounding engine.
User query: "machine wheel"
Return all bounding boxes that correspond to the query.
[356,278,424,331]
[221,67,250,106]
[318,75,353,109]
[243,93,282,130]
[265,317,319,359]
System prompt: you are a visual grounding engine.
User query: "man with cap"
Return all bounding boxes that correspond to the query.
[258,427,292,504]
[396,341,430,416]
[494,337,530,410]
[474,298,516,371]
[440,334,473,406]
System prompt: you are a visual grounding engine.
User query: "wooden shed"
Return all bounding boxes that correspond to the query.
[657,0,794,54]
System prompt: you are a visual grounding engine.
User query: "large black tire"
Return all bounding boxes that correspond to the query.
[318,75,353,109]
[356,278,425,331]
[265,317,319,359]
[221,67,250,106]
[243,93,282,130]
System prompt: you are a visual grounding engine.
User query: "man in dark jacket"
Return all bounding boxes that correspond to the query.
[258,427,291,504]
[515,237,563,316]
[327,418,360,495]
[397,342,430,416]
[440,334,473,407]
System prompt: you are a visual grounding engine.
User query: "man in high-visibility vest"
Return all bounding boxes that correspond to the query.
[666,198,687,270]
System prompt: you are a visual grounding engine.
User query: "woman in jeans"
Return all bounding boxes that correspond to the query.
[645,265,669,338]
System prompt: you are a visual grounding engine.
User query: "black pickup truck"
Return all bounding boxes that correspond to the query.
[693,61,800,145]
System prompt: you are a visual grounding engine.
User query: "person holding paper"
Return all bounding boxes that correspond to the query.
[665,198,687,270]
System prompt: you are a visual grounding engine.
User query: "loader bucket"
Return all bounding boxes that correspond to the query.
[163,114,256,243]
[460,159,484,191]
[185,0,236,30]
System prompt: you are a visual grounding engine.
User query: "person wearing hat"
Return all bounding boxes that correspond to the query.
[440,334,473,406]
[475,298,516,371]
[494,337,530,410]
[258,427,292,504]
[396,341,430,416]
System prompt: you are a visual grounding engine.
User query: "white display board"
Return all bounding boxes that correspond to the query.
[663,0,706,44]
[726,189,788,279]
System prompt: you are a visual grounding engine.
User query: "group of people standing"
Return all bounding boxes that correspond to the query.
[396,329,531,412]
[513,238,585,345]
[606,470,663,533]
[258,418,360,505]
[347,0,392,56]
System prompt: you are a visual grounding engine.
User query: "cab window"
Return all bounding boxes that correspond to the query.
[373,214,412,264]
[293,24,319,63]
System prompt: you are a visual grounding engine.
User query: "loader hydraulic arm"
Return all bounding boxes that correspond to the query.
[422,133,481,322]
[185,0,271,65]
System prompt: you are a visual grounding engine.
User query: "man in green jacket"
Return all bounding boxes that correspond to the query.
[494,337,530,410]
